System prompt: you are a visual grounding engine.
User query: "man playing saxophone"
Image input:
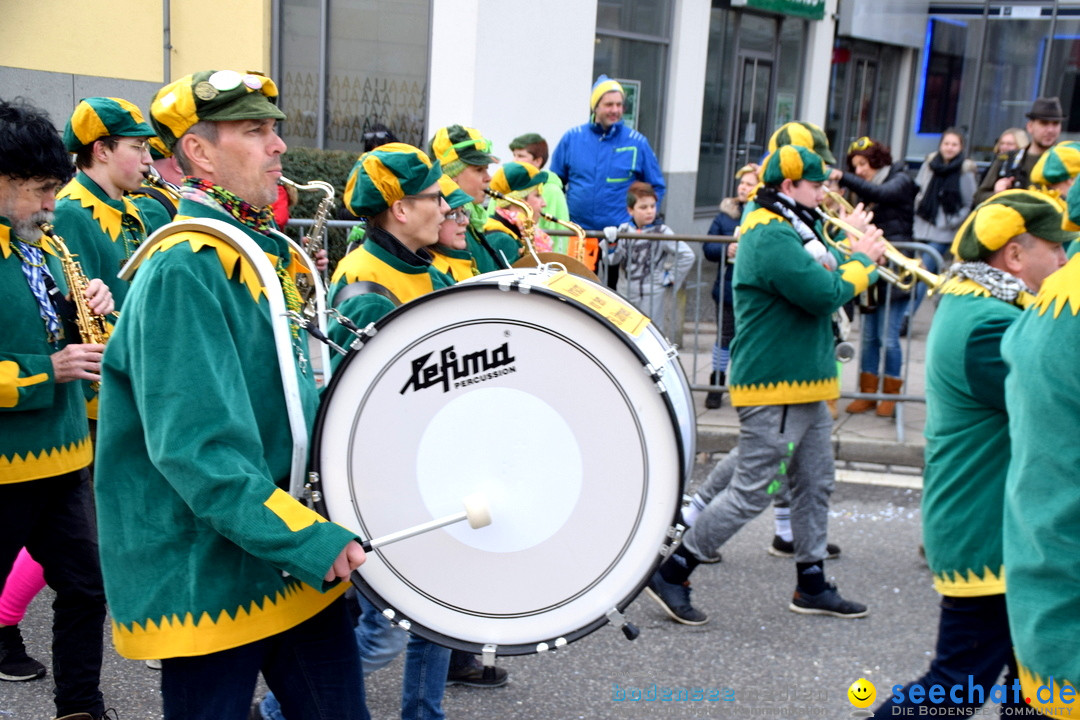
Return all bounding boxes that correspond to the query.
[0,96,115,720]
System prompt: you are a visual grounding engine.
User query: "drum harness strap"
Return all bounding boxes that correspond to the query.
[120,218,312,500]
[333,279,401,307]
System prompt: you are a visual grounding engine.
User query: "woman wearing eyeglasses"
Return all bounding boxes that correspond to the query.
[829,137,918,418]
[430,176,480,282]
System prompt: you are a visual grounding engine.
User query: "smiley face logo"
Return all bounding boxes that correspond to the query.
[848,678,876,708]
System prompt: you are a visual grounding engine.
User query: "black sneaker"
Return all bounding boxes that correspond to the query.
[0,624,46,682]
[768,535,841,560]
[789,583,868,618]
[446,657,509,688]
[644,572,708,625]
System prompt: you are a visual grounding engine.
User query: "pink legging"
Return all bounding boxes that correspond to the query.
[0,548,47,626]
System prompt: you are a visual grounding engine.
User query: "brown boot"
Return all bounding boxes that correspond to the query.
[876,376,903,417]
[845,372,879,413]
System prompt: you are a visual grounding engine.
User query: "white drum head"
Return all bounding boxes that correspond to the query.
[313,274,683,654]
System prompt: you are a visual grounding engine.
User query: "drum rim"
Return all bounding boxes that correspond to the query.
[311,277,686,656]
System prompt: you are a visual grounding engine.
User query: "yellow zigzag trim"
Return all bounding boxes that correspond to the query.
[937,276,993,299]
[1032,253,1080,319]
[0,435,92,484]
[730,377,839,406]
[932,564,1005,597]
[740,207,783,234]
[57,180,126,241]
[1017,662,1078,715]
[112,580,349,660]
[144,232,278,304]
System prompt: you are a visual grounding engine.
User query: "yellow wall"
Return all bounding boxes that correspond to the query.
[0,0,271,83]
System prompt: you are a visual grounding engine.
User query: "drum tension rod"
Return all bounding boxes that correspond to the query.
[606,608,640,641]
[325,308,377,350]
[285,310,347,355]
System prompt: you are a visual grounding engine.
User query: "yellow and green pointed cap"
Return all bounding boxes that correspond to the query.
[768,121,836,165]
[343,142,443,217]
[490,162,548,196]
[150,70,285,151]
[438,175,472,210]
[62,97,155,152]
[429,125,497,168]
[1030,140,1080,186]
[761,144,829,185]
[952,189,1078,260]
[147,136,172,160]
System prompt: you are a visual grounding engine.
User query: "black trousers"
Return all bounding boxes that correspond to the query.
[0,470,106,717]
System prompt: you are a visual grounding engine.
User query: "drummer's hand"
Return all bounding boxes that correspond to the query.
[325,540,366,582]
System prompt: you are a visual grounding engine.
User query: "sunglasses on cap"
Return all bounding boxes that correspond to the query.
[203,70,277,96]
[449,136,493,155]
[848,136,874,153]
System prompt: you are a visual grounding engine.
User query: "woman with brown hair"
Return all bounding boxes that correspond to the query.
[829,137,918,417]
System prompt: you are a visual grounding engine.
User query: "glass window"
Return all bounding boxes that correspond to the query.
[278,0,431,151]
[696,7,736,209]
[279,0,322,147]
[775,17,805,128]
[596,0,671,37]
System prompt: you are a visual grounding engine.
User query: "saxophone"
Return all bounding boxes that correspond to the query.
[39,223,111,389]
[485,188,537,261]
[279,176,335,317]
[539,212,599,271]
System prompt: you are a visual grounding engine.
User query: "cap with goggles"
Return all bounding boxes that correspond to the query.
[150,70,285,151]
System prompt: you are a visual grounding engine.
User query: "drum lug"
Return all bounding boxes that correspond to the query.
[606,608,640,641]
[659,523,686,557]
[303,471,322,509]
[481,643,498,668]
[347,322,378,351]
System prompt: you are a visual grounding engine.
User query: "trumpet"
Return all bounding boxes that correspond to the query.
[814,210,942,292]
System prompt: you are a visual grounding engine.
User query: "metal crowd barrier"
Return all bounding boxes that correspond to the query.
[289,218,940,444]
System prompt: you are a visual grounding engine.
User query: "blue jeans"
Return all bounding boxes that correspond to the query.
[859,297,909,377]
[871,594,1028,717]
[261,594,449,720]
[164,595,367,720]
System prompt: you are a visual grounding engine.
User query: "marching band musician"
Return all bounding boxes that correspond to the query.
[428,125,508,273]
[129,136,184,232]
[1000,193,1080,718]
[92,70,368,720]
[646,145,884,625]
[0,97,114,720]
[429,175,480,282]
[873,190,1070,717]
[52,97,156,311]
[483,161,552,257]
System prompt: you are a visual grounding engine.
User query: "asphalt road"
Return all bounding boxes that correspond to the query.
[3,463,939,720]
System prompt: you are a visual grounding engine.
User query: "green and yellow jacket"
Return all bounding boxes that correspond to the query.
[431,245,478,283]
[328,226,454,367]
[922,276,1022,597]
[728,205,876,406]
[1002,253,1080,716]
[94,198,357,660]
[53,171,147,311]
[0,220,92,484]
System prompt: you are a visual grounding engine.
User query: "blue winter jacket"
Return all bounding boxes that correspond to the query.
[549,120,665,230]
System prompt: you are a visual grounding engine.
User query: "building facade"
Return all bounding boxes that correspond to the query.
[3,0,1078,233]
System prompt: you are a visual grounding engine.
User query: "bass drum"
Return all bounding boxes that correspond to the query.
[312,267,693,655]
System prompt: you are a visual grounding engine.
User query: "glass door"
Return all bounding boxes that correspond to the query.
[733,55,774,171]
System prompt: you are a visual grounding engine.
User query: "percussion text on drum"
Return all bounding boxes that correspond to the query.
[399,342,517,394]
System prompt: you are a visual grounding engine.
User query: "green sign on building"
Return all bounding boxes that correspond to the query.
[731,0,826,21]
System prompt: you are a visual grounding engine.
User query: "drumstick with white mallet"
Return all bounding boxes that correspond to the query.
[360,492,491,552]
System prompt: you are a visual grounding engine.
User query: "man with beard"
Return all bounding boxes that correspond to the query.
[0,97,114,720]
[975,96,1065,205]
